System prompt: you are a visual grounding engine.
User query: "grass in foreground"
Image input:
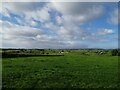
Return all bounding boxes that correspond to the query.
[2,54,119,88]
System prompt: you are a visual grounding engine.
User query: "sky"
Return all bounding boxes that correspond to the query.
[0,2,119,49]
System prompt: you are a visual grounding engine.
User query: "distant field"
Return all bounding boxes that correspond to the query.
[2,51,119,88]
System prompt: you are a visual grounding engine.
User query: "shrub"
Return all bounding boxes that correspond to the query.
[111,49,118,56]
[118,50,120,56]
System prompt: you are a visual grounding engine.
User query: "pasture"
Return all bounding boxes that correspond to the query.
[2,49,119,88]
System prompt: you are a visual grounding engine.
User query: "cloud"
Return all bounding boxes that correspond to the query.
[108,9,118,25]
[2,2,50,22]
[50,2,104,24]
[0,5,10,17]
[1,19,90,49]
[1,20,46,39]
[98,29,114,35]
[30,20,38,26]
[56,15,62,25]
[1,2,117,49]
[1,2,104,26]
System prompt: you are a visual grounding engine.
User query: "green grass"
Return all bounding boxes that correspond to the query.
[2,54,119,88]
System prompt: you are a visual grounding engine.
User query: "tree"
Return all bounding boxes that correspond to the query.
[111,49,118,56]
[118,50,120,56]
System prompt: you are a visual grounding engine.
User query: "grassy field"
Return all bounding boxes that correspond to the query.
[2,51,119,89]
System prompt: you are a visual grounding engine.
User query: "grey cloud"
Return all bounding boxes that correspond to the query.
[108,8,118,25]
[1,20,47,39]
[1,2,117,49]
[51,2,104,23]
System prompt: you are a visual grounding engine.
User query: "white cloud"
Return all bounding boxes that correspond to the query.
[2,2,50,22]
[56,15,62,25]
[1,2,117,49]
[58,26,68,35]
[98,29,114,35]
[30,20,38,26]
[1,19,90,49]
[1,20,46,39]
[38,7,50,22]
[0,5,10,17]
[109,9,118,25]
[23,6,50,23]
[1,2,104,25]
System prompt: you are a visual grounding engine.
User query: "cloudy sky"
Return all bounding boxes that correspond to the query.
[0,2,118,49]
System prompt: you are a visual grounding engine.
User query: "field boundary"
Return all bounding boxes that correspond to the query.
[1,53,64,58]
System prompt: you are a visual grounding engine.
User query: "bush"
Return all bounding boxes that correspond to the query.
[118,50,120,56]
[111,49,118,56]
